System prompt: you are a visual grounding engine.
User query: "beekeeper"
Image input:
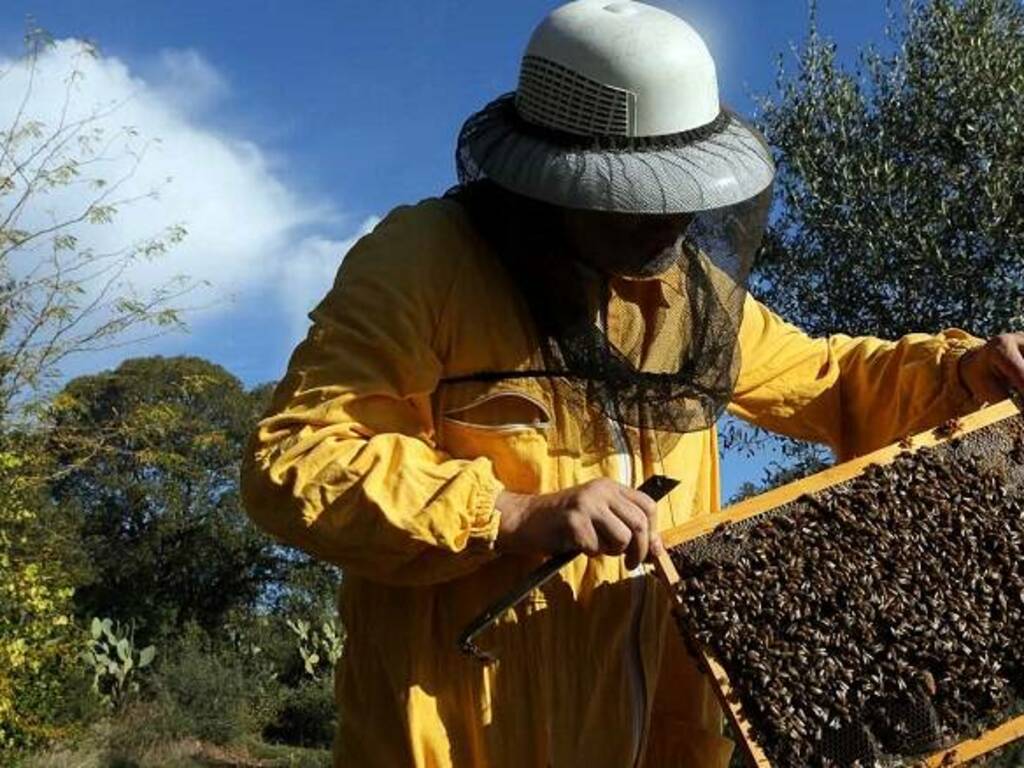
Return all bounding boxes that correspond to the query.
[240,2,1024,766]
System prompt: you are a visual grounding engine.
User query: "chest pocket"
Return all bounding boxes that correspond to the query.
[436,380,558,494]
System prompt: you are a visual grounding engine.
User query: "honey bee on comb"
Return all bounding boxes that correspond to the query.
[666,408,1024,767]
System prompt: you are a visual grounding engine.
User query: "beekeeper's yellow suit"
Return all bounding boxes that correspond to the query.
[240,198,982,768]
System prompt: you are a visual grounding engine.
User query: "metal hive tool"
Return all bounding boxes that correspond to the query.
[651,399,1024,768]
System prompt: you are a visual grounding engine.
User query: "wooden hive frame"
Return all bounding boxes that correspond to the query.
[652,399,1024,767]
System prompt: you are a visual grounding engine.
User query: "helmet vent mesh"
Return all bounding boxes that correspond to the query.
[516,55,635,137]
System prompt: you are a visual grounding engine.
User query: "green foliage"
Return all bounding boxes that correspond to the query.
[219,614,289,730]
[0,446,87,753]
[274,551,344,620]
[0,23,204,755]
[148,626,265,746]
[22,728,332,768]
[755,0,1024,339]
[259,614,340,749]
[262,678,336,751]
[139,619,337,752]
[45,621,333,761]
[80,618,155,711]
[45,356,290,643]
[218,612,339,749]
[14,352,340,757]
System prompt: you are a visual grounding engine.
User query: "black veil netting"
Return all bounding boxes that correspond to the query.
[441,95,774,460]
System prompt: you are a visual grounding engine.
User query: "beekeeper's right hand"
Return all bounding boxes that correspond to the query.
[494,478,663,570]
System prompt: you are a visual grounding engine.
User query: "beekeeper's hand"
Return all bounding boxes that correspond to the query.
[494,478,663,570]
[958,331,1024,404]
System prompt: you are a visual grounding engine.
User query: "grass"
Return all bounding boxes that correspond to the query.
[21,730,331,768]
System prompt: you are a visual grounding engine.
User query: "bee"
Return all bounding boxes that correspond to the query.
[918,670,937,696]
[934,417,963,439]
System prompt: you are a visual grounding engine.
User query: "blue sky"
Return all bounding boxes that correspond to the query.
[0,1,893,498]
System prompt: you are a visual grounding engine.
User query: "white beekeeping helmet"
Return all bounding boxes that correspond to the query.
[455,0,775,213]
[517,0,720,138]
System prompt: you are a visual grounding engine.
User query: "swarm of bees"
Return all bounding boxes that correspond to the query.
[671,418,1024,767]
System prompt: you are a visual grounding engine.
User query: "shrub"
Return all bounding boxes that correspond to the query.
[148,623,282,745]
[0,449,86,754]
[262,677,336,750]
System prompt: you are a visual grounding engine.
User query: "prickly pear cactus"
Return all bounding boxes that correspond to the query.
[287,616,344,679]
[80,617,155,709]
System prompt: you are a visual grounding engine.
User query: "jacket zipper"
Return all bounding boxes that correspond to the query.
[442,391,553,432]
[606,415,648,768]
[595,296,647,768]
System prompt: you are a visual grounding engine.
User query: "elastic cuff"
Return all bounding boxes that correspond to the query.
[466,470,505,552]
[939,330,987,412]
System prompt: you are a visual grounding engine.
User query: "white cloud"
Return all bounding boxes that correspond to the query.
[148,48,230,116]
[0,37,372,383]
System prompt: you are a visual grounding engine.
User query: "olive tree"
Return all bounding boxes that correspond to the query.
[725,0,1024,495]
[755,0,1024,339]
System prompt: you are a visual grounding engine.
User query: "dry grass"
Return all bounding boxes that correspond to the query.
[22,728,331,768]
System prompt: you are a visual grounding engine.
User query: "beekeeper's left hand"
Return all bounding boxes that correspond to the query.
[958,332,1024,404]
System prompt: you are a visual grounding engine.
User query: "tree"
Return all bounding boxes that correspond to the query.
[1,25,207,431]
[0,25,207,752]
[726,0,1024,497]
[44,356,304,642]
[0,442,86,752]
[755,0,1024,339]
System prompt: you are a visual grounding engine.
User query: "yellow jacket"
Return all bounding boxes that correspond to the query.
[240,198,983,768]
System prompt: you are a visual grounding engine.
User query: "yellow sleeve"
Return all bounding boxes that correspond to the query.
[239,202,505,586]
[727,294,986,461]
